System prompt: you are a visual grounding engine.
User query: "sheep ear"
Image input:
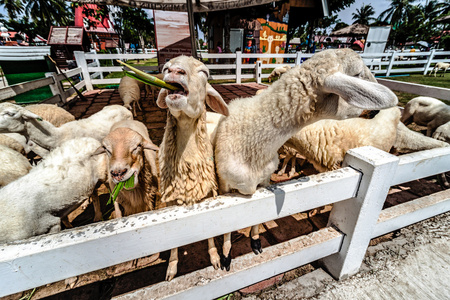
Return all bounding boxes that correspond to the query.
[93,146,106,156]
[206,84,229,116]
[156,89,169,109]
[323,72,398,110]
[22,109,42,121]
[142,139,159,151]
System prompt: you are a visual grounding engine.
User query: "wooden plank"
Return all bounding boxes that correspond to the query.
[41,94,62,104]
[374,189,450,237]
[84,53,157,60]
[0,77,54,101]
[54,67,83,80]
[377,78,450,101]
[0,168,360,297]
[90,78,121,85]
[392,147,450,186]
[114,227,343,300]
[0,56,48,61]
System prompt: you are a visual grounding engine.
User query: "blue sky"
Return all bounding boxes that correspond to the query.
[336,0,429,24]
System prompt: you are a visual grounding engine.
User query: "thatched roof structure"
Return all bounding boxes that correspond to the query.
[330,23,369,37]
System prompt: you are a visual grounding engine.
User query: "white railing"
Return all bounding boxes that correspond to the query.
[0,67,85,104]
[1,146,449,299]
[0,46,51,61]
[73,50,450,90]
[74,51,159,91]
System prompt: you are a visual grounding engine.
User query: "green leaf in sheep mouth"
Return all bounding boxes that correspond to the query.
[116,60,181,91]
[107,174,135,205]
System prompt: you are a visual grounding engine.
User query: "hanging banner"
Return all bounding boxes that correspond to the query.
[153,10,192,70]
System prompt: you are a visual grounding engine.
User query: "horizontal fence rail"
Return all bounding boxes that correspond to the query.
[0,67,85,104]
[73,50,450,89]
[1,146,449,298]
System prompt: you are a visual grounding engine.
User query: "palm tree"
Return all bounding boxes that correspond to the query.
[0,0,23,18]
[352,4,376,25]
[23,0,71,28]
[378,0,417,28]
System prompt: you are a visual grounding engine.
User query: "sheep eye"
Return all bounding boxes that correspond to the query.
[133,145,142,153]
[103,146,111,155]
[5,111,16,117]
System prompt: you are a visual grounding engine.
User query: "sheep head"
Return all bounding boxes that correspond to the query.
[298,49,398,118]
[97,127,159,185]
[0,102,42,133]
[157,56,229,119]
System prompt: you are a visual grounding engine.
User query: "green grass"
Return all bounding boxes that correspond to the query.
[383,74,450,106]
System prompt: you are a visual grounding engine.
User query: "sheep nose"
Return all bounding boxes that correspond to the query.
[111,168,128,180]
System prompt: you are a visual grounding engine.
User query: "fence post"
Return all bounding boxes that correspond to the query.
[385,52,396,77]
[74,51,93,91]
[423,49,436,76]
[91,50,103,79]
[256,60,262,84]
[45,72,64,103]
[295,52,302,66]
[321,146,399,280]
[236,51,242,84]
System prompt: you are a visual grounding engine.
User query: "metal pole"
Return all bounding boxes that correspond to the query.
[186,0,198,59]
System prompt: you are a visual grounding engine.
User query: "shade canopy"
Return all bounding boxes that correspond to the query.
[330,23,369,37]
[68,0,278,13]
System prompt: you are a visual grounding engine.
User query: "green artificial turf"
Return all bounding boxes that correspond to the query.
[5,72,53,104]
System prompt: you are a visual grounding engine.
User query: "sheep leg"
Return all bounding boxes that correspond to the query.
[61,217,73,229]
[166,248,178,281]
[132,102,137,118]
[91,192,103,222]
[287,156,297,178]
[250,224,262,254]
[208,237,221,270]
[277,153,293,176]
[221,232,232,271]
[114,201,123,218]
[437,173,450,189]
[136,99,142,112]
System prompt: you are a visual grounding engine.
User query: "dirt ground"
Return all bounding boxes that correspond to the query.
[240,212,450,300]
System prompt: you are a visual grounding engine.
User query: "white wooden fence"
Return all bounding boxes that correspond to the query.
[0,67,85,104]
[0,145,449,299]
[73,49,450,90]
[0,46,51,61]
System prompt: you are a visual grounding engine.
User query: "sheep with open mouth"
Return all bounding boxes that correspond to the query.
[156,56,229,281]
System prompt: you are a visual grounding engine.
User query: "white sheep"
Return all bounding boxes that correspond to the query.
[395,121,449,152]
[429,62,450,77]
[0,137,108,244]
[286,107,448,173]
[432,121,450,143]
[401,96,450,136]
[0,144,32,188]
[119,76,147,117]
[96,120,160,218]
[0,133,25,154]
[268,65,291,82]
[286,107,400,172]
[157,56,229,281]
[0,103,133,151]
[25,103,75,127]
[0,104,74,157]
[214,48,398,255]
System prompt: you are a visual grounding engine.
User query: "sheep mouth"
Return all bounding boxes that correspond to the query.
[112,171,137,187]
[166,82,188,96]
